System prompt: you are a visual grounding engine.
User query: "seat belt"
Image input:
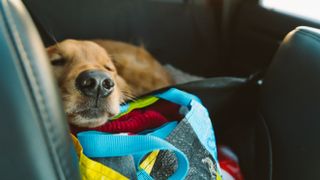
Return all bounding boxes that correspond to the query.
[22,2,58,46]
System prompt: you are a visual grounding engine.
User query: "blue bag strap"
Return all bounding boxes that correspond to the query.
[119,88,201,112]
[77,130,189,180]
[157,88,221,174]
[155,88,201,106]
[133,121,178,179]
[145,121,177,138]
[137,169,153,180]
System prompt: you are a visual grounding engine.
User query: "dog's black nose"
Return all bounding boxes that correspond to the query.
[75,70,114,98]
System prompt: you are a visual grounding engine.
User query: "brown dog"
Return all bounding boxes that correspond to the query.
[47,39,173,128]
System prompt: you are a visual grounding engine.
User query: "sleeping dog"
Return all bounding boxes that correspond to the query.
[47,39,173,128]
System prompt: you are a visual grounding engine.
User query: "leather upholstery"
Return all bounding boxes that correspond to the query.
[173,77,248,113]
[0,0,79,179]
[22,0,222,76]
[261,26,320,179]
[174,27,320,180]
[1,0,319,179]
[0,1,251,179]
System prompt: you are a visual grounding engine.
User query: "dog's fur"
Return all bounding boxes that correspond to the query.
[47,39,173,128]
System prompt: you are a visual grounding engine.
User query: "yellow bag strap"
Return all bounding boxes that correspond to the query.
[71,96,164,179]
[139,150,159,174]
[71,134,159,179]
[71,134,129,180]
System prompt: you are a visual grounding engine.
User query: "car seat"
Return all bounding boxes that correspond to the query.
[0,0,79,179]
[259,26,320,180]
[1,0,320,179]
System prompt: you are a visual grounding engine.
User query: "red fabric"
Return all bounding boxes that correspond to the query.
[92,110,168,133]
[146,99,182,121]
[71,99,182,134]
[218,146,244,180]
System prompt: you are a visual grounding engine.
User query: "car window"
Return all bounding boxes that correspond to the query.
[260,0,320,23]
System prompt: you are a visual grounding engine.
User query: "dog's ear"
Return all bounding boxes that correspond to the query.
[46,46,59,59]
[46,45,56,53]
[46,45,67,66]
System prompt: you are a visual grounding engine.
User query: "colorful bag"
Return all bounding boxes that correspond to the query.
[72,88,223,179]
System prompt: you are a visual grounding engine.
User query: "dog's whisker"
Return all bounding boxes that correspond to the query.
[121,90,137,103]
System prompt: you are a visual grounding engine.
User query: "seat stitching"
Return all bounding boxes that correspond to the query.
[2,1,66,179]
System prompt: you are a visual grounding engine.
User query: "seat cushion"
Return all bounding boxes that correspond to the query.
[0,0,79,179]
[261,26,320,180]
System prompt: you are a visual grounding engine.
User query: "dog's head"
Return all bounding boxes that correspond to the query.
[47,39,131,128]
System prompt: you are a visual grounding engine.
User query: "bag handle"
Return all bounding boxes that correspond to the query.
[77,130,189,180]
[155,88,201,106]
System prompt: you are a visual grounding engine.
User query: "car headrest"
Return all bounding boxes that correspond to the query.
[0,0,79,179]
[261,26,320,179]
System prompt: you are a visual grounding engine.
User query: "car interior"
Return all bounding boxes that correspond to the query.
[1,0,320,179]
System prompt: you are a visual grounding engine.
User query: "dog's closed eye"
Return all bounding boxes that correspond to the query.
[51,58,67,66]
[104,65,114,71]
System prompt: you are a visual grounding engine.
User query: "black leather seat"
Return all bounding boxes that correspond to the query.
[1,0,320,180]
[260,26,320,180]
[0,0,79,179]
[175,26,320,180]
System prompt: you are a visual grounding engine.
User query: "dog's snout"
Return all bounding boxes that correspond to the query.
[76,70,114,98]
